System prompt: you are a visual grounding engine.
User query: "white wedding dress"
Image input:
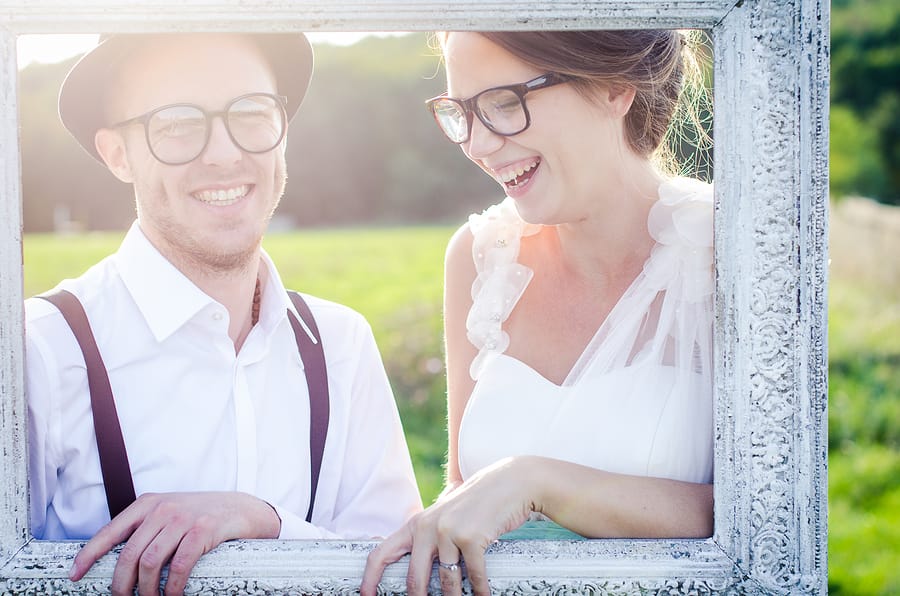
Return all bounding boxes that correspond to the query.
[457,177,715,487]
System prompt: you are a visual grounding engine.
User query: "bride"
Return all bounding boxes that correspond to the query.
[362,29,715,596]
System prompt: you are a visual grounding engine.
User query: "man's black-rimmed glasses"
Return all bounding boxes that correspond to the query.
[425,73,571,145]
[111,92,288,165]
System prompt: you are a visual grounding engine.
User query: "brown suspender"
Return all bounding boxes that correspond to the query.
[286,291,330,524]
[36,290,135,518]
[36,289,330,524]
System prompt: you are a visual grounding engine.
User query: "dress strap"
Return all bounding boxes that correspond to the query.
[465,198,539,379]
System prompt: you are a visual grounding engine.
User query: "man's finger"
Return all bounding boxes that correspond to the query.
[108,503,171,595]
[135,522,192,596]
[70,502,148,581]
[162,529,209,596]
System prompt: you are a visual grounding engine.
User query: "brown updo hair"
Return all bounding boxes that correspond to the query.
[480,31,686,156]
[443,31,712,176]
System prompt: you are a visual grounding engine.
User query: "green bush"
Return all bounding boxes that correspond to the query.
[829,105,889,200]
[829,445,900,595]
[831,0,900,204]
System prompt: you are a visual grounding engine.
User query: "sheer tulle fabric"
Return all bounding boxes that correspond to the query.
[459,177,714,485]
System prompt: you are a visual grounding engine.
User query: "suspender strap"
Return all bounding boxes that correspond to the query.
[36,290,136,520]
[287,291,330,524]
[37,289,330,526]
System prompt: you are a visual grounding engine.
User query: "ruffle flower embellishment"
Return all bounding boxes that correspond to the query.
[643,177,714,303]
[466,199,539,379]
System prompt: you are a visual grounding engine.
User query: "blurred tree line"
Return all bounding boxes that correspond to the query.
[830,0,900,205]
[18,4,900,231]
[19,30,714,232]
[19,33,498,232]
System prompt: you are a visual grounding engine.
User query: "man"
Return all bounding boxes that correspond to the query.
[25,32,422,596]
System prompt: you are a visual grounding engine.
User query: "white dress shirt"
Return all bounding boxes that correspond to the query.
[26,222,422,540]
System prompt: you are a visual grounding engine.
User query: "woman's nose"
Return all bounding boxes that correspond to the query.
[462,116,504,160]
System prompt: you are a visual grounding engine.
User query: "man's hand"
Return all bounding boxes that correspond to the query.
[68,491,281,596]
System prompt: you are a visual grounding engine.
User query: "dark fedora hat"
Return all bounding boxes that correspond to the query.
[58,32,314,163]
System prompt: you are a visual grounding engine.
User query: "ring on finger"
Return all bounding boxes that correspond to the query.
[438,560,460,572]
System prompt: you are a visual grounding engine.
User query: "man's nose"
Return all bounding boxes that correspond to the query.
[200,117,242,166]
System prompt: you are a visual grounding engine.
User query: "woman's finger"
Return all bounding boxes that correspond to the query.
[405,528,438,596]
[458,540,490,596]
[360,528,413,596]
[436,536,464,596]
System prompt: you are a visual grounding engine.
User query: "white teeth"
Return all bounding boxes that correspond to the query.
[193,185,250,206]
[497,160,538,184]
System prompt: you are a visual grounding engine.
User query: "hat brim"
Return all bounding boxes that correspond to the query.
[58,33,314,163]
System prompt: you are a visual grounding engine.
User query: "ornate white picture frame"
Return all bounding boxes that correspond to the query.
[1,1,828,593]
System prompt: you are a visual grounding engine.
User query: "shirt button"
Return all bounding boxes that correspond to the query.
[213,312,224,321]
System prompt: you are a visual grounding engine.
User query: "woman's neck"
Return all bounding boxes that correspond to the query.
[554,165,662,283]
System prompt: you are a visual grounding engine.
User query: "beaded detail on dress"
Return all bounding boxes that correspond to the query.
[465,199,541,379]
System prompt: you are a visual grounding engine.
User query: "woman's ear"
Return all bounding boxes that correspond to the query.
[605,85,637,119]
[94,128,134,183]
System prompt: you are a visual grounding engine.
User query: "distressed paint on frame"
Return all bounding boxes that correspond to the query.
[0,1,828,594]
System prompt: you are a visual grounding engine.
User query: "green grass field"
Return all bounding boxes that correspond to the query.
[22,212,900,592]
[827,199,900,595]
[828,282,900,595]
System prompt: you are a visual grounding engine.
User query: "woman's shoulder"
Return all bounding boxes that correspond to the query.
[445,221,477,290]
[642,176,714,302]
[465,198,540,275]
[649,176,714,249]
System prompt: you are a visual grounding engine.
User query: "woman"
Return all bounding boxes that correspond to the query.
[362,30,714,596]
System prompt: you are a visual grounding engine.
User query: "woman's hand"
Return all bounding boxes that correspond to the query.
[360,456,538,596]
[360,454,713,595]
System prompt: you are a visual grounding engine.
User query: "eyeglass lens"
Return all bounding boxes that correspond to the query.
[433,88,527,143]
[147,94,285,164]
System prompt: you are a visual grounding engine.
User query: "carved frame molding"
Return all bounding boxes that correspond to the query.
[0,1,828,593]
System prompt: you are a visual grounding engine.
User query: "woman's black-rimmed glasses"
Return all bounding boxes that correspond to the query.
[111,92,288,165]
[425,73,571,145]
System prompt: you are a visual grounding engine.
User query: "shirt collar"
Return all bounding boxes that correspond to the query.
[115,221,316,344]
[114,222,216,342]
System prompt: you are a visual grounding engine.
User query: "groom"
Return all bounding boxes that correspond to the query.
[26,32,421,595]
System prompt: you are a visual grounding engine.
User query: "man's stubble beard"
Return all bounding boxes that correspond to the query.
[134,152,287,277]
